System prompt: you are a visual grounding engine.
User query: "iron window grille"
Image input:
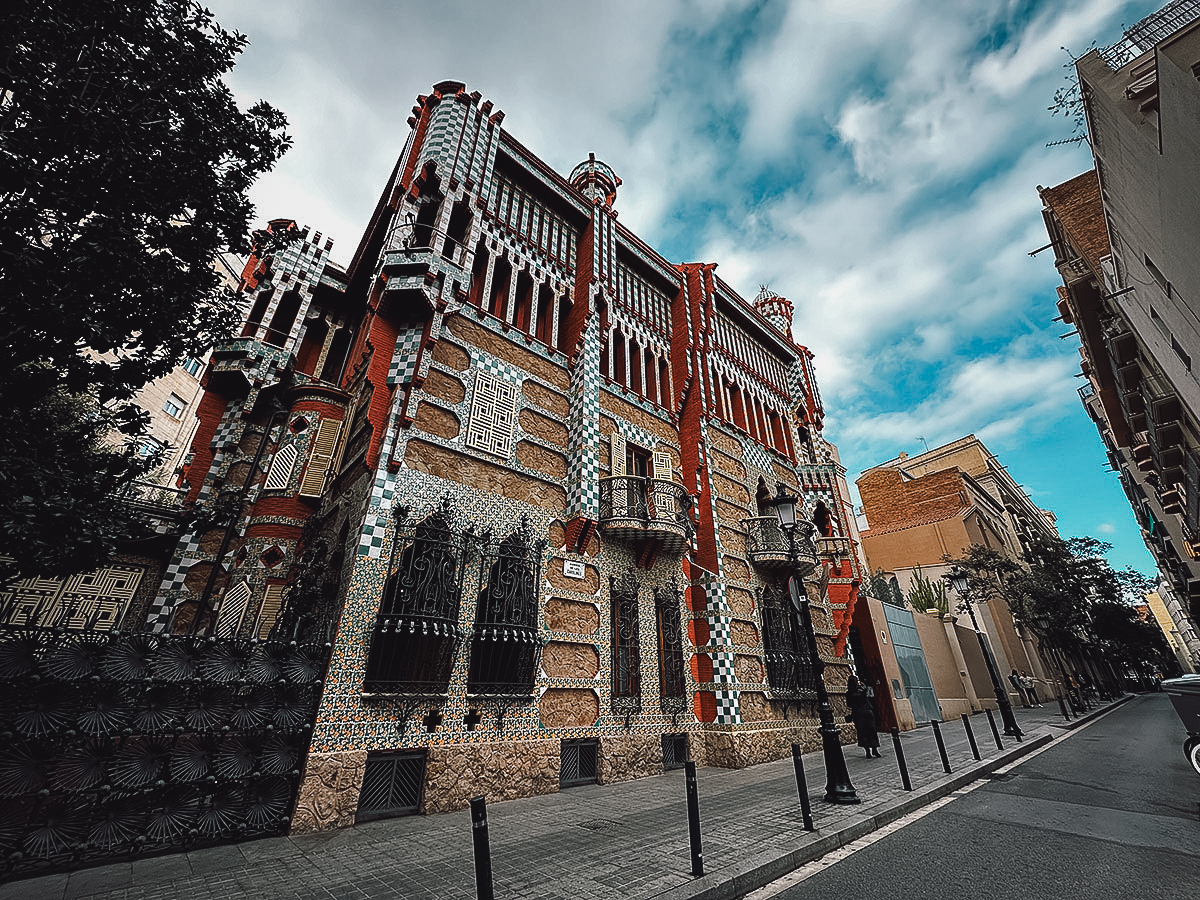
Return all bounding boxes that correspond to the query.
[655,582,686,700]
[356,750,426,822]
[560,739,599,787]
[759,580,815,696]
[662,734,688,770]
[611,571,642,719]
[467,517,547,697]
[363,498,468,696]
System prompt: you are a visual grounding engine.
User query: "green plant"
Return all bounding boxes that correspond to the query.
[906,567,950,616]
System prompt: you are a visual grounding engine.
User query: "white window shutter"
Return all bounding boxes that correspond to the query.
[255,583,287,640]
[299,418,342,497]
[264,442,299,491]
[611,432,626,476]
[653,450,673,482]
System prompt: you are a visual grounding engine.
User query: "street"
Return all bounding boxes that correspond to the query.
[748,694,1200,900]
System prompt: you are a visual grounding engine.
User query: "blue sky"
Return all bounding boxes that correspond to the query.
[206,0,1166,574]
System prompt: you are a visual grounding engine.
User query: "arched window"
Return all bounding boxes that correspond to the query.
[363,500,466,694]
[467,518,546,696]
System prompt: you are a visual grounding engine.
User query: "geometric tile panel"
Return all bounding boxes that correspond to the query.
[464,368,519,459]
[567,311,603,518]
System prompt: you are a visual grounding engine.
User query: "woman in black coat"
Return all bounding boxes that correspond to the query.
[846,675,881,758]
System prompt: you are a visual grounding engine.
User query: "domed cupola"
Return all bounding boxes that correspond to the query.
[754,286,794,339]
[570,153,621,209]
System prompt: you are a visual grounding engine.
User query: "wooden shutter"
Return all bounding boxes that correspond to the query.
[611,432,626,476]
[255,583,286,640]
[299,417,342,497]
[652,450,673,482]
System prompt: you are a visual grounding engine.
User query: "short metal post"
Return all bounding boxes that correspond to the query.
[469,795,494,900]
[685,760,704,877]
[1057,691,1072,720]
[791,743,815,831]
[985,708,1005,751]
[891,727,911,791]
[961,714,981,761]
[931,720,951,773]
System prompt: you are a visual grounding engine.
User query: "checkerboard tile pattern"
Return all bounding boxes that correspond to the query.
[697,417,742,726]
[742,439,774,478]
[210,399,245,450]
[387,324,424,386]
[567,311,602,518]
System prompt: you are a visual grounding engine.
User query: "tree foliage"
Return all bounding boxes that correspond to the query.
[945,536,1168,676]
[905,567,950,616]
[0,0,290,581]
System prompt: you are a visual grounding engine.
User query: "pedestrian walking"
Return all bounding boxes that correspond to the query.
[846,675,881,758]
[1020,672,1042,707]
[1010,668,1031,707]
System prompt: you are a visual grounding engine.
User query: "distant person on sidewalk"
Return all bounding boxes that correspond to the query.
[846,675,881,758]
[1010,669,1031,707]
[1020,672,1043,707]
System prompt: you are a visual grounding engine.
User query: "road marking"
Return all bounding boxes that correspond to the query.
[742,705,1122,899]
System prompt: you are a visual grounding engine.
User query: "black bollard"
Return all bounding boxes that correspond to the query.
[685,760,704,877]
[891,727,912,791]
[1057,691,1072,720]
[931,719,952,773]
[984,708,1005,751]
[469,795,494,900]
[961,714,981,761]
[791,743,815,831]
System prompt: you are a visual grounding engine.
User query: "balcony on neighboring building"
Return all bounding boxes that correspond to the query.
[598,477,692,552]
[742,516,819,575]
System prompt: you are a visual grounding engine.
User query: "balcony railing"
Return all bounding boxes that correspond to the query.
[743,516,818,575]
[598,477,692,552]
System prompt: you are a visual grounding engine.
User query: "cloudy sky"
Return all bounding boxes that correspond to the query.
[206,0,1165,573]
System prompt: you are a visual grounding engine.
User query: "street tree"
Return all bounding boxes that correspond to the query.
[0,0,290,584]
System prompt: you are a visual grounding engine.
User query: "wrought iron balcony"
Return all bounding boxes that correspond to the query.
[743,517,819,575]
[598,477,692,552]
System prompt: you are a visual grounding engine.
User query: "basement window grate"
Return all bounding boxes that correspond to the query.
[356,749,426,822]
[560,738,599,787]
[662,734,688,770]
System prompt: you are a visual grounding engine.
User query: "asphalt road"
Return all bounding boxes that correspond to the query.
[747,693,1200,900]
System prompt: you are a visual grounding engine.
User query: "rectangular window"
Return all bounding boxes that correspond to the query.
[163,394,185,418]
[182,357,202,377]
[1145,254,1172,297]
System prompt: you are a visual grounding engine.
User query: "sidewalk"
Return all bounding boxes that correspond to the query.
[2,697,1129,900]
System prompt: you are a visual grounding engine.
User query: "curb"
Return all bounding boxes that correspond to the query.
[643,732,1054,900]
[1054,692,1134,730]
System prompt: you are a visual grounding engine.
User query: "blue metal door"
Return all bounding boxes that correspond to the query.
[882,604,943,723]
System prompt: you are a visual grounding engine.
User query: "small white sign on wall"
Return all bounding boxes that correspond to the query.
[563,560,586,579]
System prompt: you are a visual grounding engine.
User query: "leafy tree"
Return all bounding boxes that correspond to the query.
[0,0,290,582]
[868,568,904,607]
[1090,600,1179,680]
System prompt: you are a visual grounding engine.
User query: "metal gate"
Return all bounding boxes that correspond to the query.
[882,605,943,723]
[661,734,688,770]
[356,750,426,822]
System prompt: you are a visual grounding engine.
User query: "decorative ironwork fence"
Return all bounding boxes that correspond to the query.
[0,624,330,880]
[758,580,816,696]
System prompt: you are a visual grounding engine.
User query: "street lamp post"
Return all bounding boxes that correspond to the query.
[945,570,1023,738]
[771,483,859,805]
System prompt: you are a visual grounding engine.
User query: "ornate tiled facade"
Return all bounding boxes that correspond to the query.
[145,80,865,830]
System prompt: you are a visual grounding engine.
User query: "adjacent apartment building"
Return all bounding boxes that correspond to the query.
[122,80,864,830]
[855,436,1060,727]
[1038,0,1200,658]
